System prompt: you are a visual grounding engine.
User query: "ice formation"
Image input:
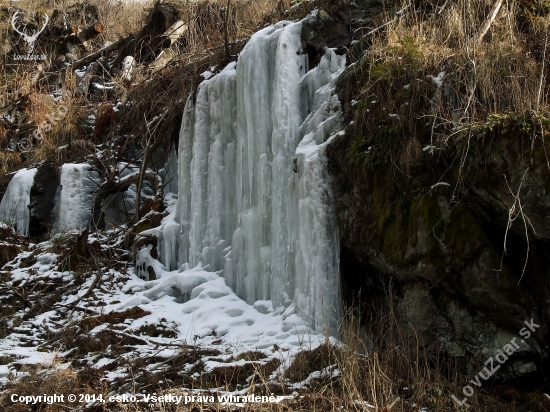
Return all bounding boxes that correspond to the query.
[0,168,37,236]
[52,164,100,233]
[158,20,346,332]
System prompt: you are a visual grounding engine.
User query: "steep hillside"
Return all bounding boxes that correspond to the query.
[1,1,550,411]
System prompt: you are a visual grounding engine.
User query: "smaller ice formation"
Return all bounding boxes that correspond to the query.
[0,164,99,237]
[0,168,38,236]
[52,164,99,234]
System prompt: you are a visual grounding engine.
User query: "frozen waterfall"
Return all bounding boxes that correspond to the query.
[0,168,38,236]
[158,21,345,332]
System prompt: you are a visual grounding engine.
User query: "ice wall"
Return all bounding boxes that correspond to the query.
[52,164,99,233]
[158,21,345,332]
[0,168,37,236]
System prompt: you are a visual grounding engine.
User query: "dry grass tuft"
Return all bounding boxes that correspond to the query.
[0,151,23,174]
[0,361,99,412]
[284,343,336,383]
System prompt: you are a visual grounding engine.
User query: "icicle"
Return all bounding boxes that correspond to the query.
[164,147,179,195]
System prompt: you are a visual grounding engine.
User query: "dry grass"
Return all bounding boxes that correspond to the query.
[0,362,101,412]
[0,0,304,175]
[389,0,547,118]
[108,0,307,175]
[339,0,550,178]
[2,299,546,411]
[0,151,23,174]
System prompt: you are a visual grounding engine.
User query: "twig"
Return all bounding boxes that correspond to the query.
[104,218,157,239]
[536,25,548,112]
[498,169,537,284]
[1,280,31,308]
[353,4,411,35]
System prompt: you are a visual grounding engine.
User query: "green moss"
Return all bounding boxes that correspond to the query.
[344,38,433,175]
[457,111,550,144]
[369,168,407,265]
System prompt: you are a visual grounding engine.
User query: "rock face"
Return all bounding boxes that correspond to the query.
[29,163,60,240]
[303,1,550,383]
[327,84,550,380]
[300,1,390,66]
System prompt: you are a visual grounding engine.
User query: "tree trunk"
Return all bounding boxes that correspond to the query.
[76,22,104,48]
[112,2,180,68]
[63,22,104,61]
[92,170,163,229]
[224,0,231,61]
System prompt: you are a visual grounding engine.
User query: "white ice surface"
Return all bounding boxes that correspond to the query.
[0,15,347,383]
[52,163,99,233]
[158,20,345,333]
[0,168,37,236]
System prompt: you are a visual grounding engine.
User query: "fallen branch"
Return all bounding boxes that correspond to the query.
[103,170,162,195]
[1,280,31,308]
[40,35,133,86]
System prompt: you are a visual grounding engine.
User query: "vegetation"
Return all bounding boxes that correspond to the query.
[1,0,550,411]
[338,0,550,179]
[0,0,309,178]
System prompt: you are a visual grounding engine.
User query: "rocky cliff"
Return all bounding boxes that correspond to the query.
[325,0,550,385]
